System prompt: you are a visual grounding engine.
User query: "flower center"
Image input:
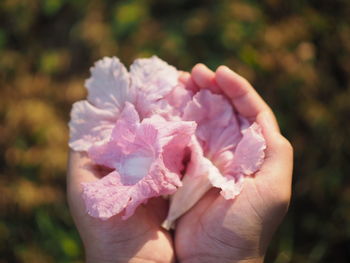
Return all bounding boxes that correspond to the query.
[119,155,153,184]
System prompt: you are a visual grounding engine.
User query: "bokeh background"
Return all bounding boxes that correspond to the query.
[1,0,350,262]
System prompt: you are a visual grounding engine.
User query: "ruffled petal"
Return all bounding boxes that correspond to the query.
[68,101,116,151]
[167,89,266,214]
[157,120,197,174]
[163,169,212,229]
[82,160,181,220]
[139,83,192,121]
[130,56,179,117]
[207,165,244,200]
[82,171,131,219]
[183,89,233,128]
[183,89,241,156]
[164,137,231,229]
[164,83,193,117]
[84,104,196,220]
[110,102,140,151]
[85,57,131,113]
[88,105,158,186]
[88,103,141,168]
[229,122,266,175]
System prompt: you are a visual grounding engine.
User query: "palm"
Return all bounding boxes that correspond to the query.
[67,151,175,262]
[175,170,288,262]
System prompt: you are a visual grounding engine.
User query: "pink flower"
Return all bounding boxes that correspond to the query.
[69,56,180,151]
[82,103,196,219]
[68,55,266,223]
[163,89,266,228]
[69,56,196,219]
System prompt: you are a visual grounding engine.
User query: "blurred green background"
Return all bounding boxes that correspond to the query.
[1,0,350,262]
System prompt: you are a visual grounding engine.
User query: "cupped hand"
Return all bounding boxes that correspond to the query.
[67,151,175,263]
[175,65,293,263]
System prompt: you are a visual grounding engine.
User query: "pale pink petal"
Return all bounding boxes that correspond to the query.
[183,89,233,129]
[130,115,197,175]
[207,164,244,200]
[84,105,195,220]
[110,102,140,151]
[82,171,131,219]
[83,160,181,220]
[88,133,157,189]
[122,160,180,219]
[163,137,212,228]
[68,101,116,151]
[183,90,243,157]
[163,169,212,229]
[88,103,141,169]
[184,136,207,178]
[164,83,193,116]
[132,122,160,154]
[169,89,266,212]
[206,118,241,160]
[229,122,266,175]
[88,141,123,174]
[130,56,179,117]
[85,57,132,113]
[157,121,197,174]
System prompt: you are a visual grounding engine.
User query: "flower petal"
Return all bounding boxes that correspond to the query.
[207,166,244,200]
[183,89,233,128]
[230,122,266,175]
[163,170,212,229]
[85,57,131,113]
[130,56,179,117]
[164,83,193,117]
[157,121,197,174]
[68,101,116,152]
[183,89,241,156]
[82,171,131,219]
[88,104,159,186]
[110,102,140,150]
[163,137,212,229]
[82,161,181,220]
[85,104,196,220]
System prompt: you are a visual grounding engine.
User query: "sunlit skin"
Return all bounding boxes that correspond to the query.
[67,64,293,262]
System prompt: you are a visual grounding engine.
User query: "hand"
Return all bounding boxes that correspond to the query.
[67,151,175,263]
[175,65,293,263]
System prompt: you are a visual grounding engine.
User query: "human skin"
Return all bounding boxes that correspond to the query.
[66,64,293,263]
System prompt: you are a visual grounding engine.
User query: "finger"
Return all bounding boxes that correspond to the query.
[215,66,279,131]
[178,71,190,85]
[179,71,199,92]
[191,64,221,93]
[256,111,293,197]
